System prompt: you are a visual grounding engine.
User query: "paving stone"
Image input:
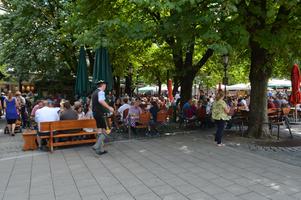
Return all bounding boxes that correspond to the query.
[174,184,200,196]
[56,193,82,200]
[151,185,177,196]
[1,126,301,200]
[187,192,216,200]
[160,192,189,200]
[30,193,55,200]
[210,177,235,187]
[142,178,166,188]
[108,192,134,200]
[126,184,152,197]
[213,192,242,200]
[224,183,250,195]
[134,192,162,200]
[248,184,277,196]
[265,192,298,200]
[200,184,227,195]
[291,192,301,199]
[118,178,142,187]
[238,192,270,200]
[102,184,127,197]
[78,185,104,196]
[82,193,108,200]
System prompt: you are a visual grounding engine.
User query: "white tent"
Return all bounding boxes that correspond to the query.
[268,79,291,88]
[216,80,295,91]
[138,85,167,94]
[227,83,251,91]
[215,83,250,91]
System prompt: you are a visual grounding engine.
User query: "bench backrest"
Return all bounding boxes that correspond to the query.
[282,107,290,116]
[40,119,97,132]
[139,112,151,125]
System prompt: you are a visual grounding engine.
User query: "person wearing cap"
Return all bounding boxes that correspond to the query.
[91,80,114,155]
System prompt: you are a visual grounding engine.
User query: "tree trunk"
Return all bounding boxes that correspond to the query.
[125,76,131,97]
[114,76,120,98]
[19,78,22,93]
[86,48,95,75]
[180,70,197,104]
[247,39,272,138]
[172,77,179,96]
[158,79,162,95]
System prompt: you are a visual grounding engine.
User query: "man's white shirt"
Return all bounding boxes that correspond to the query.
[118,103,131,119]
[35,106,60,131]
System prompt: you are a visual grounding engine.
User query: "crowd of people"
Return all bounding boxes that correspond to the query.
[2,84,300,151]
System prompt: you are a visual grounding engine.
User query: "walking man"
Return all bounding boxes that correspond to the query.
[92,80,114,155]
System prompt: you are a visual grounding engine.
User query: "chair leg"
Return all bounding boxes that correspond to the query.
[285,118,293,139]
[241,121,244,137]
[277,124,280,140]
[128,126,131,139]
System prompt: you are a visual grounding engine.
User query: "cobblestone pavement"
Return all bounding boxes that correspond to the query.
[1,131,301,199]
[1,118,301,200]
[221,124,301,167]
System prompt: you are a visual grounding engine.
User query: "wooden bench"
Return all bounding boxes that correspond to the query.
[23,119,98,152]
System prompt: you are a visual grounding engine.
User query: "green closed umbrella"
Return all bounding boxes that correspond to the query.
[92,47,113,90]
[75,46,88,98]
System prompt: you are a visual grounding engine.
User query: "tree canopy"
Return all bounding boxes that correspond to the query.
[1,0,301,137]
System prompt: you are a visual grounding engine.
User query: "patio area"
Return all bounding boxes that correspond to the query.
[1,131,301,200]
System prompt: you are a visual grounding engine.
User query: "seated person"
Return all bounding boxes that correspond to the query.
[148,101,160,136]
[268,98,276,109]
[182,99,197,120]
[117,98,131,121]
[35,100,60,150]
[60,101,78,120]
[127,100,143,134]
[74,104,85,119]
[60,101,79,134]
[196,103,206,127]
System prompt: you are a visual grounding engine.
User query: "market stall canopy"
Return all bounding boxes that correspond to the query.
[138,85,168,93]
[268,79,292,88]
[215,83,250,91]
[216,79,300,91]
[227,83,251,91]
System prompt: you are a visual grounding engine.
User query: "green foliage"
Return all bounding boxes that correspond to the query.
[132,43,174,85]
[222,0,301,73]
[0,0,78,83]
[1,0,300,99]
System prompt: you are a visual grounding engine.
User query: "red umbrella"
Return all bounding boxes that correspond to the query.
[168,79,174,101]
[290,64,301,105]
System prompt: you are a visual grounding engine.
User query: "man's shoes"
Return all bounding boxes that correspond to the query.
[96,150,108,155]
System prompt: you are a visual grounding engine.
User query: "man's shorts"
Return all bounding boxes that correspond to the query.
[93,113,106,129]
[37,131,60,136]
[37,131,50,137]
